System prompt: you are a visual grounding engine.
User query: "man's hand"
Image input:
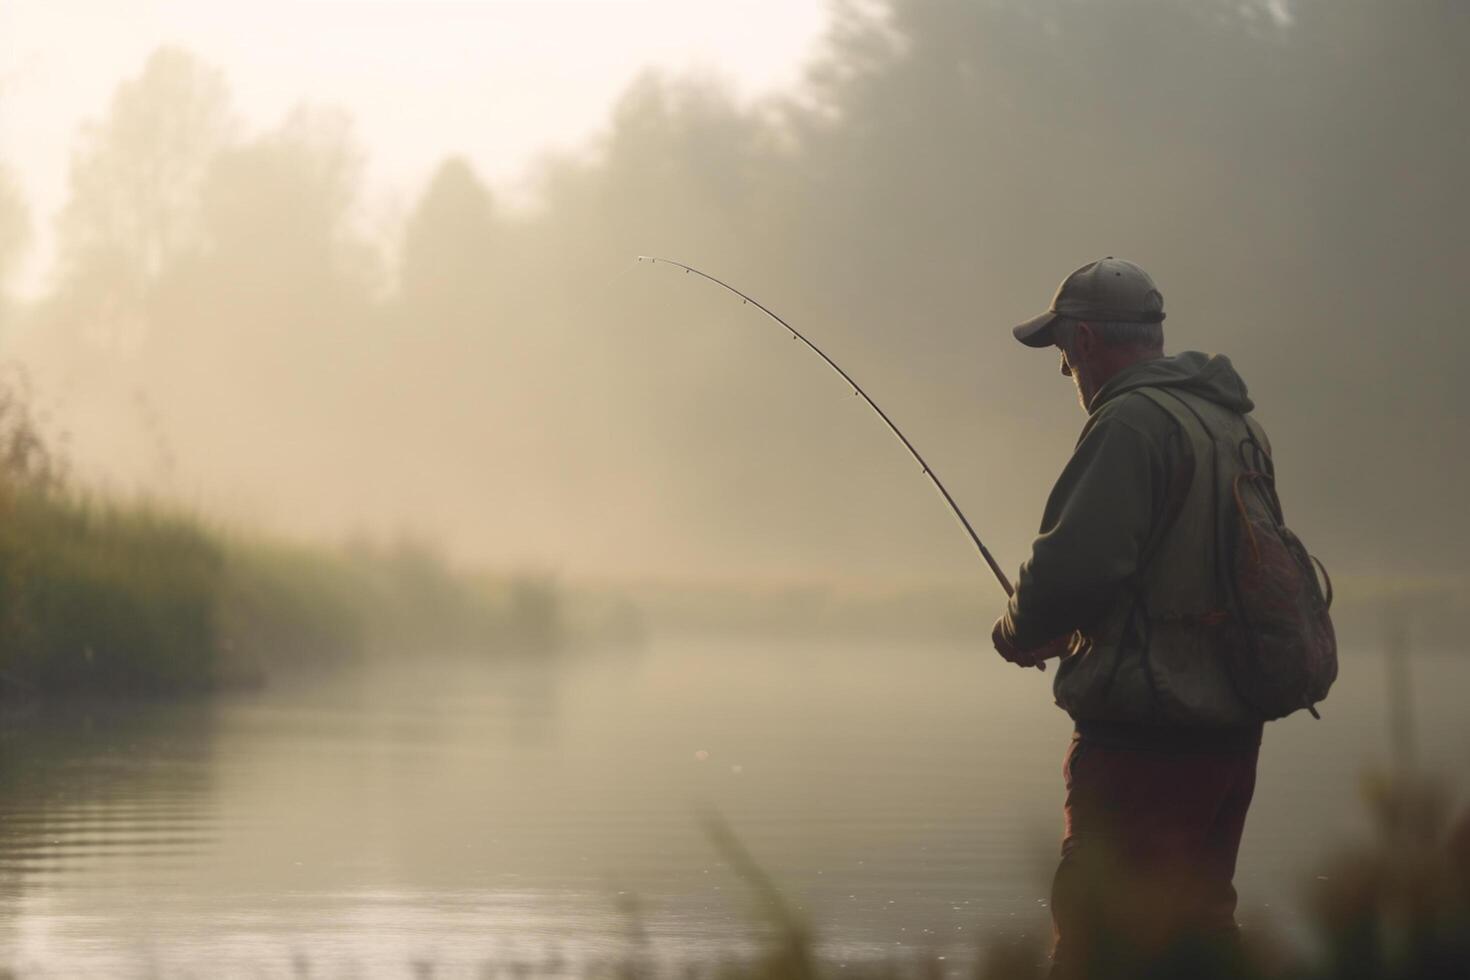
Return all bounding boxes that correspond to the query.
[991,618,1072,672]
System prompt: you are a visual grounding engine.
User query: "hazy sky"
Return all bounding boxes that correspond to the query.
[0,0,830,294]
[3,0,1463,607]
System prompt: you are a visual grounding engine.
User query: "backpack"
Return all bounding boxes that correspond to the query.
[1158,390,1338,720]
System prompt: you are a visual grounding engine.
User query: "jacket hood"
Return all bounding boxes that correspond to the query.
[1090,350,1253,414]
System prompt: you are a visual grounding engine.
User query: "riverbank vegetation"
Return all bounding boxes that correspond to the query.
[0,374,568,700]
[0,486,569,699]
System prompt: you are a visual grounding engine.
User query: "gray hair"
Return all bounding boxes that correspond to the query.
[1054,317,1164,352]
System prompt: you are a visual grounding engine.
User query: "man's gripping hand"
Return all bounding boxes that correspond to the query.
[991,618,1071,672]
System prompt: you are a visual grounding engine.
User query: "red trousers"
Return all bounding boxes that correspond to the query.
[1050,732,1260,977]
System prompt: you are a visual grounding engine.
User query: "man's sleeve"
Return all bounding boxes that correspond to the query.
[1000,413,1168,651]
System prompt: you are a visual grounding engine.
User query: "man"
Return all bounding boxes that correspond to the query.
[993,258,1271,977]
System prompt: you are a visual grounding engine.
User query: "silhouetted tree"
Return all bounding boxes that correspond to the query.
[140,104,382,487]
[400,156,497,313]
[53,47,233,351]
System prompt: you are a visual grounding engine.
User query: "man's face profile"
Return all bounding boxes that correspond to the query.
[1057,334,1090,411]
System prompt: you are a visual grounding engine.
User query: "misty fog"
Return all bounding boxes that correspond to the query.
[1,3,1468,977]
[1,0,1465,614]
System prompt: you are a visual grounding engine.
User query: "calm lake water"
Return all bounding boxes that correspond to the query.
[0,637,1465,977]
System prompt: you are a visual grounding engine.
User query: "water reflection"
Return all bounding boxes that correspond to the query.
[0,641,1463,975]
[0,696,217,970]
[0,698,218,876]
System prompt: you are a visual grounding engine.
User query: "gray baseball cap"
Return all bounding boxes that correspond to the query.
[1012,257,1166,348]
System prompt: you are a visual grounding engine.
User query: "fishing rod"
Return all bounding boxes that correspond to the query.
[637,255,1014,598]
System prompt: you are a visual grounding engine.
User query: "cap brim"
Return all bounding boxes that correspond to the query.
[1012,310,1060,348]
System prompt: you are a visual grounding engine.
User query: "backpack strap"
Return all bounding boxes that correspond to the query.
[1093,388,1201,713]
[1128,387,1244,640]
[1128,386,1226,579]
[1238,415,1284,524]
[1109,388,1198,568]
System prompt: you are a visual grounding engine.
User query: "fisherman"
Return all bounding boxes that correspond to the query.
[992,258,1272,976]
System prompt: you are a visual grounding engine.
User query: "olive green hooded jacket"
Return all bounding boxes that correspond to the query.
[999,350,1263,727]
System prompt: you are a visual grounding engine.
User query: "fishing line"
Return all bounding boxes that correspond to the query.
[638,255,1015,598]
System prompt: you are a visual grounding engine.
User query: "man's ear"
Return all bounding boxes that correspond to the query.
[1074,320,1096,357]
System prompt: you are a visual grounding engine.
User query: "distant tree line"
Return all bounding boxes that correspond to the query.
[0,0,1463,608]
